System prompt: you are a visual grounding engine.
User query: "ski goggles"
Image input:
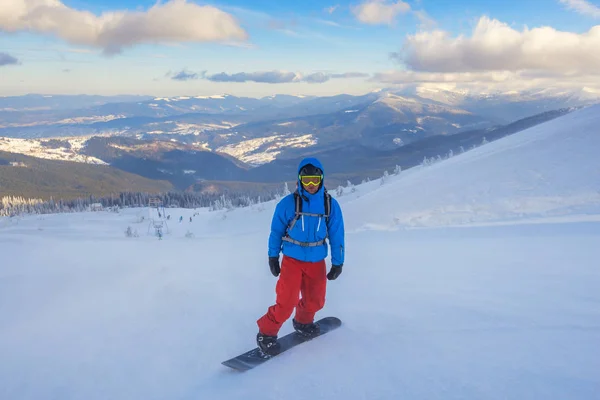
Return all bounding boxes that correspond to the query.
[299,175,322,186]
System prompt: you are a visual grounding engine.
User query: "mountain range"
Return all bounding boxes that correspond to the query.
[0,88,597,200]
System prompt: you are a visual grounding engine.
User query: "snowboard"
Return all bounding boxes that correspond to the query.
[221,316,342,372]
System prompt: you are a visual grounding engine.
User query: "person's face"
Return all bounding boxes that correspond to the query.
[302,182,319,194]
[299,170,322,194]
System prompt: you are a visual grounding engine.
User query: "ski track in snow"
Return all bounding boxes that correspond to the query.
[1,105,600,399]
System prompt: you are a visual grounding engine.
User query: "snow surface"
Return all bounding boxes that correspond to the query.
[217,134,317,165]
[143,121,239,136]
[1,106,600,399]
[345,104,600,231]
[0,137,108,165]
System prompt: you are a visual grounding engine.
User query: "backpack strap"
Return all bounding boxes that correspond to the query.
[323,188,331,223]
[287,191,302,232]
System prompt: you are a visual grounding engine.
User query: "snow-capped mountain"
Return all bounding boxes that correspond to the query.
[0,91,489,157]
[0,93,375,140]
[0,89,596,172]
[0,94,154,112]
[199,92,496,160]
[2,88,595,135]
[394,86,599,122]
[0,107,575,196]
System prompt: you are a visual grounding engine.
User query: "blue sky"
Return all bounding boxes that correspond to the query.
[1,0,599,97]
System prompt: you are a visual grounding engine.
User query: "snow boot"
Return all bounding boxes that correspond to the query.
[293,319,320,337]
[256,332,280,355]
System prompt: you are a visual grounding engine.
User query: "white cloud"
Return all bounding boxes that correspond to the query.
[413,10,436,30]
[373,70,522,85]
[351,0,411,25]
[331,72,370,78]
[325,5,339,14]
[202,70,369,84]
[0,0,248,55]
[395,16,600,74]
[171,70,202,81]
[208,71,299,83]
[559,0,600,18]
[371,69,600,94]
[301,72,331,83]
[316,19,343,28]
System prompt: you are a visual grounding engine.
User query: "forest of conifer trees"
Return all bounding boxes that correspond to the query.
[0,188,284,217]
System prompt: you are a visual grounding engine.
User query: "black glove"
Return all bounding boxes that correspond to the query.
[327,265,343,280]
[269,256,280,277]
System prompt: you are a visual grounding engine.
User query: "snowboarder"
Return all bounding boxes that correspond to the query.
[256,157,345,355]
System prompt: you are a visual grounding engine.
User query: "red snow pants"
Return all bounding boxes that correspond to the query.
[257,255,327,336]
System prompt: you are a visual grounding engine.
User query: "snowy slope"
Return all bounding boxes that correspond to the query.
[0,136,108,164]
[1,106,599,400]
[343,104,600,231]
[216,133,317,165]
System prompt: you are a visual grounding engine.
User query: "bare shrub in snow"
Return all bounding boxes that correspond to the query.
[125,226,139,238]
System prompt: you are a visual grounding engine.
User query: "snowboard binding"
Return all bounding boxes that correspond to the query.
[292,319,321,337]
[256,332,281,356]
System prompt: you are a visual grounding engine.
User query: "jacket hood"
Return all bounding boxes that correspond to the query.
[297,157,324,176]
[297,157,325,197]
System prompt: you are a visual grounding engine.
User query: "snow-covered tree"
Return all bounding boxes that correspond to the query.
[210,194,234,211]
[346,180,356,193]
[380,170,389,185]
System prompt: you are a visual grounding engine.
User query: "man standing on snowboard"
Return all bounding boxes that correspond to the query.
[256,157,345,355]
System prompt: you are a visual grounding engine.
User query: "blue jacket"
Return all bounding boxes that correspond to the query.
[268,157,345,266]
